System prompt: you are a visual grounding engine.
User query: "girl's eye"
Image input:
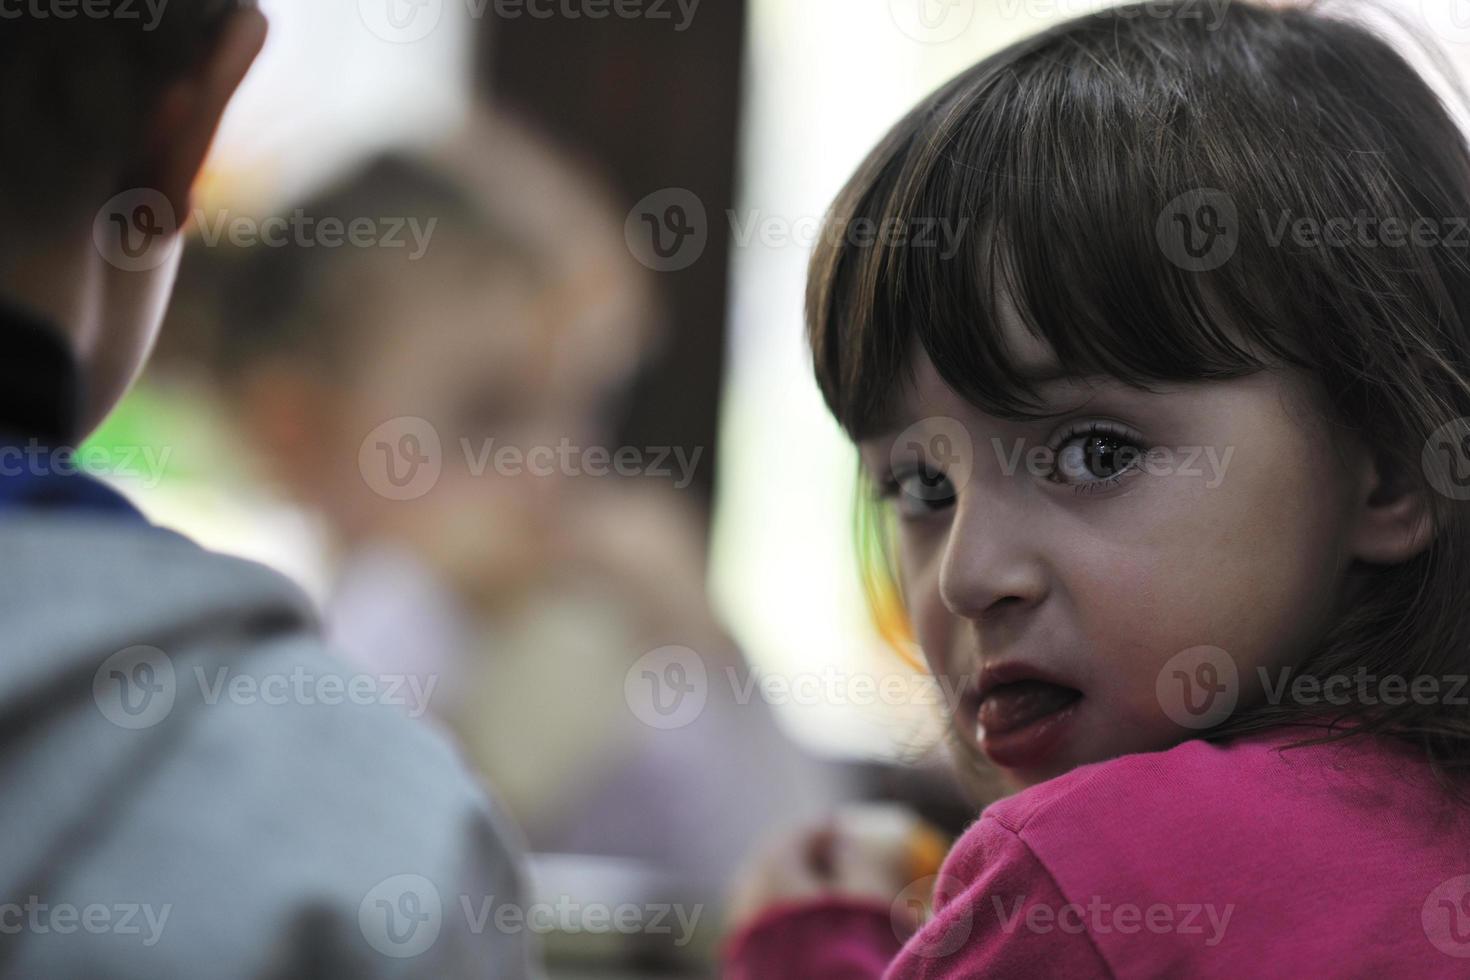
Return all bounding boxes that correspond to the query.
[878,464,956,518]
[1049,422,1148,488]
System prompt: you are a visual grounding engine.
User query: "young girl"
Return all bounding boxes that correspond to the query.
[724,1,1470,975]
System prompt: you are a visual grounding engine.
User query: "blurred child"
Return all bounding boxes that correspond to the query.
[0,5,532,977]
[169,109,850,900]
[725,2,1470,976]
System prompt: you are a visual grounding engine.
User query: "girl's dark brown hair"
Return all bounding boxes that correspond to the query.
[809,0,1470,789]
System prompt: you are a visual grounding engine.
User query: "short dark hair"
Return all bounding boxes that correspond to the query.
[162,110,655,389]
[0,0,255,221]
[812,1,1470,788]
[198,153,545,380]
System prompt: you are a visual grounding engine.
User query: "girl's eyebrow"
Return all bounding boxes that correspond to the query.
[855,354,1146,439]
[855,371,1121,443]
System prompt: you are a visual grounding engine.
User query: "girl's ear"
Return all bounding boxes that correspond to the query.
[1348,447,1436,565]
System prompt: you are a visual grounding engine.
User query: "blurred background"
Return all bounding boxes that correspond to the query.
[83,0,1470,975]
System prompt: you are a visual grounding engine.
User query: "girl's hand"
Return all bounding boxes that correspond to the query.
[725,803,950,935]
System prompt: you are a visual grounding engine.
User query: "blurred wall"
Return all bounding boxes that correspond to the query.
[478,2,748,518]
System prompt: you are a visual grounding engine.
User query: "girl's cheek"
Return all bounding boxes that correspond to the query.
[913,605,955,682]
[898,535,958,679]
[908,591,950,679]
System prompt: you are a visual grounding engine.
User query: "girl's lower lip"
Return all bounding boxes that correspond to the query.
[972,696,1082,770]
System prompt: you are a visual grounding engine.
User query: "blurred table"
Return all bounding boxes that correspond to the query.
[528,853,719,980]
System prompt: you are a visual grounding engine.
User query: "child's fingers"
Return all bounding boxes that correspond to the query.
[827,804,934,899]
[724,805,952,934]
[725,824,835,929]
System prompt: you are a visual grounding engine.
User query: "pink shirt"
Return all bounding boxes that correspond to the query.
[724,727,1470,977]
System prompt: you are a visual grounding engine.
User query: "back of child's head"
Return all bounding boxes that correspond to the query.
[0,0,256,232]
[178,110,654,399]
[811,1,1470,776]
[201,153,539,382]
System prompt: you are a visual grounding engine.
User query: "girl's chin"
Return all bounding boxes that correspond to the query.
[946,701,1191,798]
[985,721,1200,793]
[954,701,1154,795]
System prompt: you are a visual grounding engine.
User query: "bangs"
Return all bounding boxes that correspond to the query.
[820,0,1470,789]
[808,3,1385,437]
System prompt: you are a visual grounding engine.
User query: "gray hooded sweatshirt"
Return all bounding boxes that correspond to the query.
[0,513,536,979]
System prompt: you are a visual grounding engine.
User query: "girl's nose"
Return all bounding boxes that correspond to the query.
[936,489,1050,623]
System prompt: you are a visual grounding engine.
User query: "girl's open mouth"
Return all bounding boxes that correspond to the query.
[969,679,1084,770]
